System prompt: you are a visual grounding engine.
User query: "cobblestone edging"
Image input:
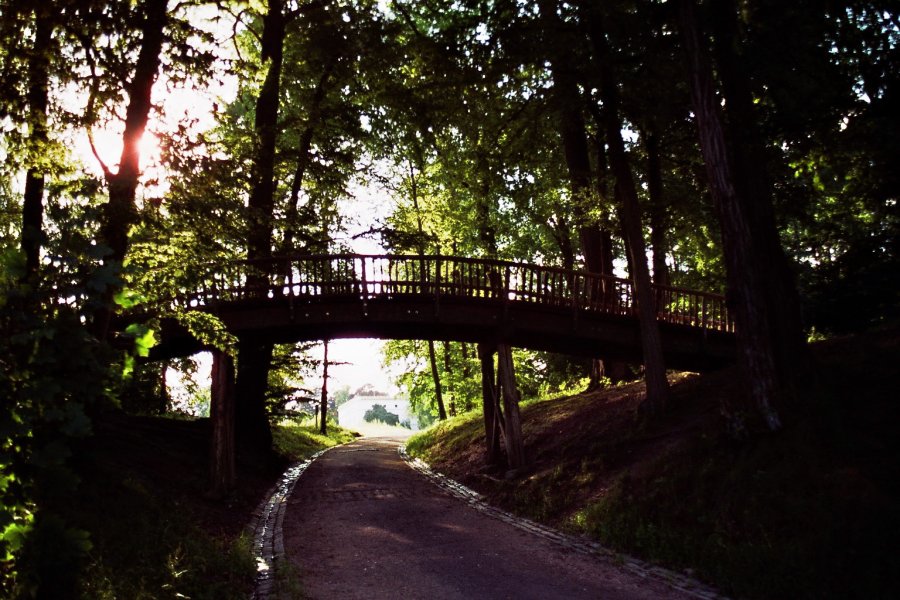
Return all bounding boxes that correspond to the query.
[399,447,728,600]
[247,448,331,600]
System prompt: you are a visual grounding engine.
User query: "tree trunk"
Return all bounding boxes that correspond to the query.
[101,0,168,264]
[247,0,285,270]
[93,0,167,338]
[320,340,329,434]
[283,62,334,254]
[496,344,525,471]
[235,0,286,450]
[708,0,810,389]
[21,10,52,281]
[678,0,781,433]
[478,343,502,466]
[428,340,447,420]
[442,341,457,417]
[235,339,274,455]
[460,342,474,411]
[645,129,670,287]
[587,12,670,414]
[209,350,236,498]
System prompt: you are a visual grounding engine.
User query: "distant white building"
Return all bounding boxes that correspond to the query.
[337,393,420,431]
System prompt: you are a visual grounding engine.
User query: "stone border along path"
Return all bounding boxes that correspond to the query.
[248,443,727,600]
[247,448,331,600]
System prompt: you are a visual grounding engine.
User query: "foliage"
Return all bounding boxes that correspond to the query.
[70,472,255,600]
[363,404,401,427]
[383,339,588,422]
[0,252,121,596]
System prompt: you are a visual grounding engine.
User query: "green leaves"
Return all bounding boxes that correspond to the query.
[125,322,157,358]
[177,310,236,353]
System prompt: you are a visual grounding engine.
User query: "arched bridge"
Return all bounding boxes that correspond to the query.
[150,254,736,371]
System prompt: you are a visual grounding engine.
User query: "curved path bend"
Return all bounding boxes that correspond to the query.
[282,437,717,600]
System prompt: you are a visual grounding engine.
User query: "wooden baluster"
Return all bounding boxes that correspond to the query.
[702,295,709,330]
[361,256,368,305]
[434,255,441,316]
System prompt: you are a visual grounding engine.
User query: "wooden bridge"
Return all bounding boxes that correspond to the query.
[149,254,735,371]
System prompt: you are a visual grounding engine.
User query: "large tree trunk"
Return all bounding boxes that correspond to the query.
[707,0,810,389]
[94,0,167,338]
[678,0,782,433]
[587,11,670,414]
[478,343,502,467]
[496,344,526,471]
[209,350,236,498]
[539,0,622,388]
[101,0,168,264]
[235,339,274,455]
[21,10,52,281]
[236,0,287,452]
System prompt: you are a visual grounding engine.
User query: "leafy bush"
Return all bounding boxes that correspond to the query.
[363,404,400,426]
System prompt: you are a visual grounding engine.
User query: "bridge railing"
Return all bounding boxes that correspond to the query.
[168,254,733,333]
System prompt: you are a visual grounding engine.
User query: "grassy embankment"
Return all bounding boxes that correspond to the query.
[406,329,900,599]
[65,415,355,599]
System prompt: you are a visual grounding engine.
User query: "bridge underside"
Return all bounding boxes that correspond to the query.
[149,295,735,372]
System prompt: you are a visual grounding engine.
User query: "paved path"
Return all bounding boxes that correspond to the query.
[282,437,702,600]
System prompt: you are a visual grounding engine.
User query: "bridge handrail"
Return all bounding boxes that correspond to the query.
[158,253,733,333]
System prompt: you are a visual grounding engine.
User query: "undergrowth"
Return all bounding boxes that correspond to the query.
[68,454,256,600]
[60,416,357,599]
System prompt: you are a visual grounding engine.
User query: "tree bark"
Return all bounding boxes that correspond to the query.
[235,339,274,455]
[678,0,781,432]
[588,12,670,414]
[236,0,287,452]
[283,62,334,254]
[21,9,52,281]
[442,341,457,417]
[319,340,329,434]
[478,343,502,466]
[496,344,526,471]
[645,129,670,287]
[209,350,236,498]
[92,0,167,339]
[101,0,168,264]
[707,0,810,388]
[247,0,285,270]
[428,340,447,420]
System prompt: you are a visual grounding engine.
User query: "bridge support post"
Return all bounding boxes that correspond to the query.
[497,343,526,471]
[478,343,502,467]
[209,349,236,498]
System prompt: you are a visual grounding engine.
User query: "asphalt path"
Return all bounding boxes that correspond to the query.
[283,436,697,600]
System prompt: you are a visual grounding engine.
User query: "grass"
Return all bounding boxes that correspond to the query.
[272,417,358,460]
[405,410,484,460]
[405,328,900,599]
